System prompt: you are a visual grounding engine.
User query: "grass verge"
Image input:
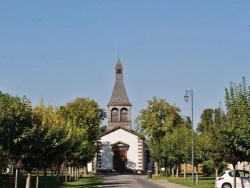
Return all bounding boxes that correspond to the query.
[0,175,64,188]
[0,174,103,188]
[153,175,215,188]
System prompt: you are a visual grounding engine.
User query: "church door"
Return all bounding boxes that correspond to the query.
[113,149,126,172]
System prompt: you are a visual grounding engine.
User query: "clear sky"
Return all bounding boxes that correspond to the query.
[1,1,250,129]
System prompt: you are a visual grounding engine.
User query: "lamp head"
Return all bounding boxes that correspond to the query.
[184,92,189,102]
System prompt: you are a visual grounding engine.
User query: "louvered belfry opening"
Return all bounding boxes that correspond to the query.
[111,108,118,122]
[116,68,122,74]
[120,108,127,122]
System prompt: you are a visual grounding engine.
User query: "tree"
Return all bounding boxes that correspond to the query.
[220,77,250,188]
[221,77,250,163]
[196,108,214,134]
[160,126,190,177]
[135,97,185,140]
[60,97,106,174]
[99,125,107,134]
[18,99,68,188]
[196,107,228,177]
[135,97,187,175]
[0,92,32,178]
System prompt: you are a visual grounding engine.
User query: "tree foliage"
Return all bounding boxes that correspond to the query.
[59,97,106,166]
[161,126,190,169]
[135,96,186,140]
[196,107,226,166]
[196,108,214,134]
[221,77,250,164]
[0,92,106,187]
[0,92,33,170]
[135,97,189,174]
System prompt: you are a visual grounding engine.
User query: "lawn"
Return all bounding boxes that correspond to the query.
[61,175,103,188]
[0,174,103,188]
[153,175,215,188]
[0,174,65,188]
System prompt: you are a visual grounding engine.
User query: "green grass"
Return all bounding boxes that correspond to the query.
[0,174,66,188]
[153,175,215,188]
[61,175,103,188]
[0,174,101,188]
[1,173,214,188]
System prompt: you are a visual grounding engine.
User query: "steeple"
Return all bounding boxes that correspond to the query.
[108,58,131,106]
[107,58,132,130]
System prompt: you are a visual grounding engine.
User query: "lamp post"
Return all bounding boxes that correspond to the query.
[184,90,194,185]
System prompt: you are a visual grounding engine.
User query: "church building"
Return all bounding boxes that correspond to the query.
[89,58,151,173]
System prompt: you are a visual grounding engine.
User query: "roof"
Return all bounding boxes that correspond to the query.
[98,126,140,139]
[108,59,131,106]
[116,58,123,69]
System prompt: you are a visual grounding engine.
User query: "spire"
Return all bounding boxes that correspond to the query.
[118,49,120,61]
[108,59,131,106]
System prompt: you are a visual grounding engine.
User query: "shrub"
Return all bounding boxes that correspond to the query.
[202,160,215,176]
[218,161,227,174]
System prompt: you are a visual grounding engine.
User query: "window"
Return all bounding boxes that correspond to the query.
[121,108,127,121]
[239,171,249,178]
[111,108,118,121]
[117,69,122,74]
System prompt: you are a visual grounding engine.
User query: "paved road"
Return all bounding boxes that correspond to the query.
[99,173,165,188]
[98,173,190,188]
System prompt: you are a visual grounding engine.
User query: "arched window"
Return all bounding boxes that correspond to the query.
[111,108,118,122]
[120,108,128,122]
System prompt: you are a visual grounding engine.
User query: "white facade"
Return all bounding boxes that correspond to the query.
[100,129,143,171]
[97,127,145,172]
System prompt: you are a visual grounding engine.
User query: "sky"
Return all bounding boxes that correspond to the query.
[0,1,250,129]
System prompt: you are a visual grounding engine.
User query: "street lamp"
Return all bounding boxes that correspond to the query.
[184,90,194,185]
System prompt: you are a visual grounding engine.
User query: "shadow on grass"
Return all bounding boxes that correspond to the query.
[61,176,103,188]
[0,175,65,188]
[198,176,215,180]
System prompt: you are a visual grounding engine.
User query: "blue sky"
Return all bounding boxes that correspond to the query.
[1,1,250,128]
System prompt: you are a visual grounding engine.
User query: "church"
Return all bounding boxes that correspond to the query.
[88,58,151,173]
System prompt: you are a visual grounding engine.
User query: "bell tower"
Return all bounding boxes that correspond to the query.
[107,58,132,130]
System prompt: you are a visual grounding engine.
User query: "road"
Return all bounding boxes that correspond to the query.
[99,173,165,188]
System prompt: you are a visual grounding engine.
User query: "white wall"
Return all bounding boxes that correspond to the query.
[87,162,93,172]
[100,129,142,171]
[228,162,250,170]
